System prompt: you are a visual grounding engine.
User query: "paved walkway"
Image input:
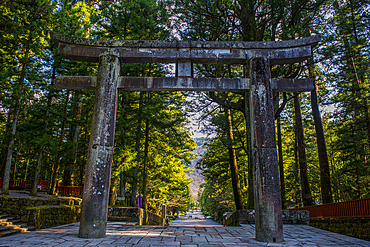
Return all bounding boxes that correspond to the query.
[0,209,369,246]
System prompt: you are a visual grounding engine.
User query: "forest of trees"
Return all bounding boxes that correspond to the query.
[0,0,369,218]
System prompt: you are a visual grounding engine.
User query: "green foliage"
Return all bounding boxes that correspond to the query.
[0,0,194,211]
[199,181,235,221]
[1,0,370,222]
[318,0,370,201]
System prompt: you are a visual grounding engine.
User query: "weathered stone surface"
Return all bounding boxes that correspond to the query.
[55,76,97,90]
[246,46,311,65]
[24,205,81,230]
[310,217,370,241]
[56,76,314,92]
[146,210,166,226]
[56,76,248,91]
[121,77,249,91]
[249,58,283,243]
[51,31,320,49]
[57,44,312,65]
[51,31,320,64]
[107,207,139,222]
[225,210,245,226]
[78,53,120,239]
[0,196,81,218]
[161,205,166,226]
[2,220,370,246]
[225,210,309,226]
[176,61,192,77]
[50,31,320,243]
[282,210,309,225]
[272,78,314,92]
[107,207,165,226]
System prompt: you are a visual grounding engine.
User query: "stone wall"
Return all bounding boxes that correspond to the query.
[107,207,166,226]
[310,218,370,241]
[0,196,81,219]
[146,211,166,226]
[225,210,242,226]
[107,207,139,222]
[225,210,309,226]
[22,205,81,230]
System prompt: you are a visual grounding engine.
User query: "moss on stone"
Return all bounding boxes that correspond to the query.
[108,205,136,209]
[0,196,82,230]
[25,205,81,230]
[310,218,370,241]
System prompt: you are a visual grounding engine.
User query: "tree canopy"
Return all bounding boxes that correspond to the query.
[1,0,369,218]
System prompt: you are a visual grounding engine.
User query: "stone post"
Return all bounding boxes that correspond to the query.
[79,51,120,238]
[161,204,167,226]
[138,208,143,226]
[249,58,283,242]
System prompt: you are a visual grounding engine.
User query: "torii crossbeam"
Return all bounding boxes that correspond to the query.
[51,32,320,243]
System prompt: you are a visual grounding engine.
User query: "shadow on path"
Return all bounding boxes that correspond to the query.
[0,209,369,246]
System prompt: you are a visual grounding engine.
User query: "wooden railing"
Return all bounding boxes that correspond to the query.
[289,198,370,219]
[56,186,83,198]
[0,179,49,190]
[0,179,83,198]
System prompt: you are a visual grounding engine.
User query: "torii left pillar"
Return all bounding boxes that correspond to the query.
[78,51,120,238]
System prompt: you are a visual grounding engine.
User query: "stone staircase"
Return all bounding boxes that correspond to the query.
[0,212,33,238]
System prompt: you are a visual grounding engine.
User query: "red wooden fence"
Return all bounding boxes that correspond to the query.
[56,186,83,198]
[0,179,83,198]
[0,179,49,190]
[289,198,370,219]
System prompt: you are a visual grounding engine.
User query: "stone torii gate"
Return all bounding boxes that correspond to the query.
[51,32,320,242]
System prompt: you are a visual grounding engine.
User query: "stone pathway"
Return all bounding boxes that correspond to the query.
[0,209,369,246]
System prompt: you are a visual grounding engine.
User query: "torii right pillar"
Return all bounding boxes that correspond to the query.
[249,57,283,243]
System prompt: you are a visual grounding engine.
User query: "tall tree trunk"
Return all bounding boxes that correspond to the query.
[226,106,244,210]
[310,87,333,204]
[12,150,19,181]
[1,50,29,195]
[30,68,56,196]
[23,149,31,181]
[244,92,254,209]
[347,4,370,149]
[49,91,70,195]
[109,178,117,206]
[294,116,300,205]
[2,102,19,194]
[30,101,52,196]
[308,56,333,204]
[131,92,144,206]
[0,110,12,175]
[119,92,127,199]
[143,119,150,216]
[294,93,313,206]
[273,92,286,208]
[63,91,82,186]
[120,172,126,203]
[240,0,257,41]
[277,118,286,209]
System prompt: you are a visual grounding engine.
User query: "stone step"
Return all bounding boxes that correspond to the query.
[1,216,16,221]
[0,216,22,225]
[0,222,12,227]
[8,219,21,224]
[0,225,21,232]
[19,222,35,231]
[26,225,36,231]
[0,212,33,233]
[0,228,27,238]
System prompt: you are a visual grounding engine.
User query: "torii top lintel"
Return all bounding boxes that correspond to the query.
[50,32,320,65]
